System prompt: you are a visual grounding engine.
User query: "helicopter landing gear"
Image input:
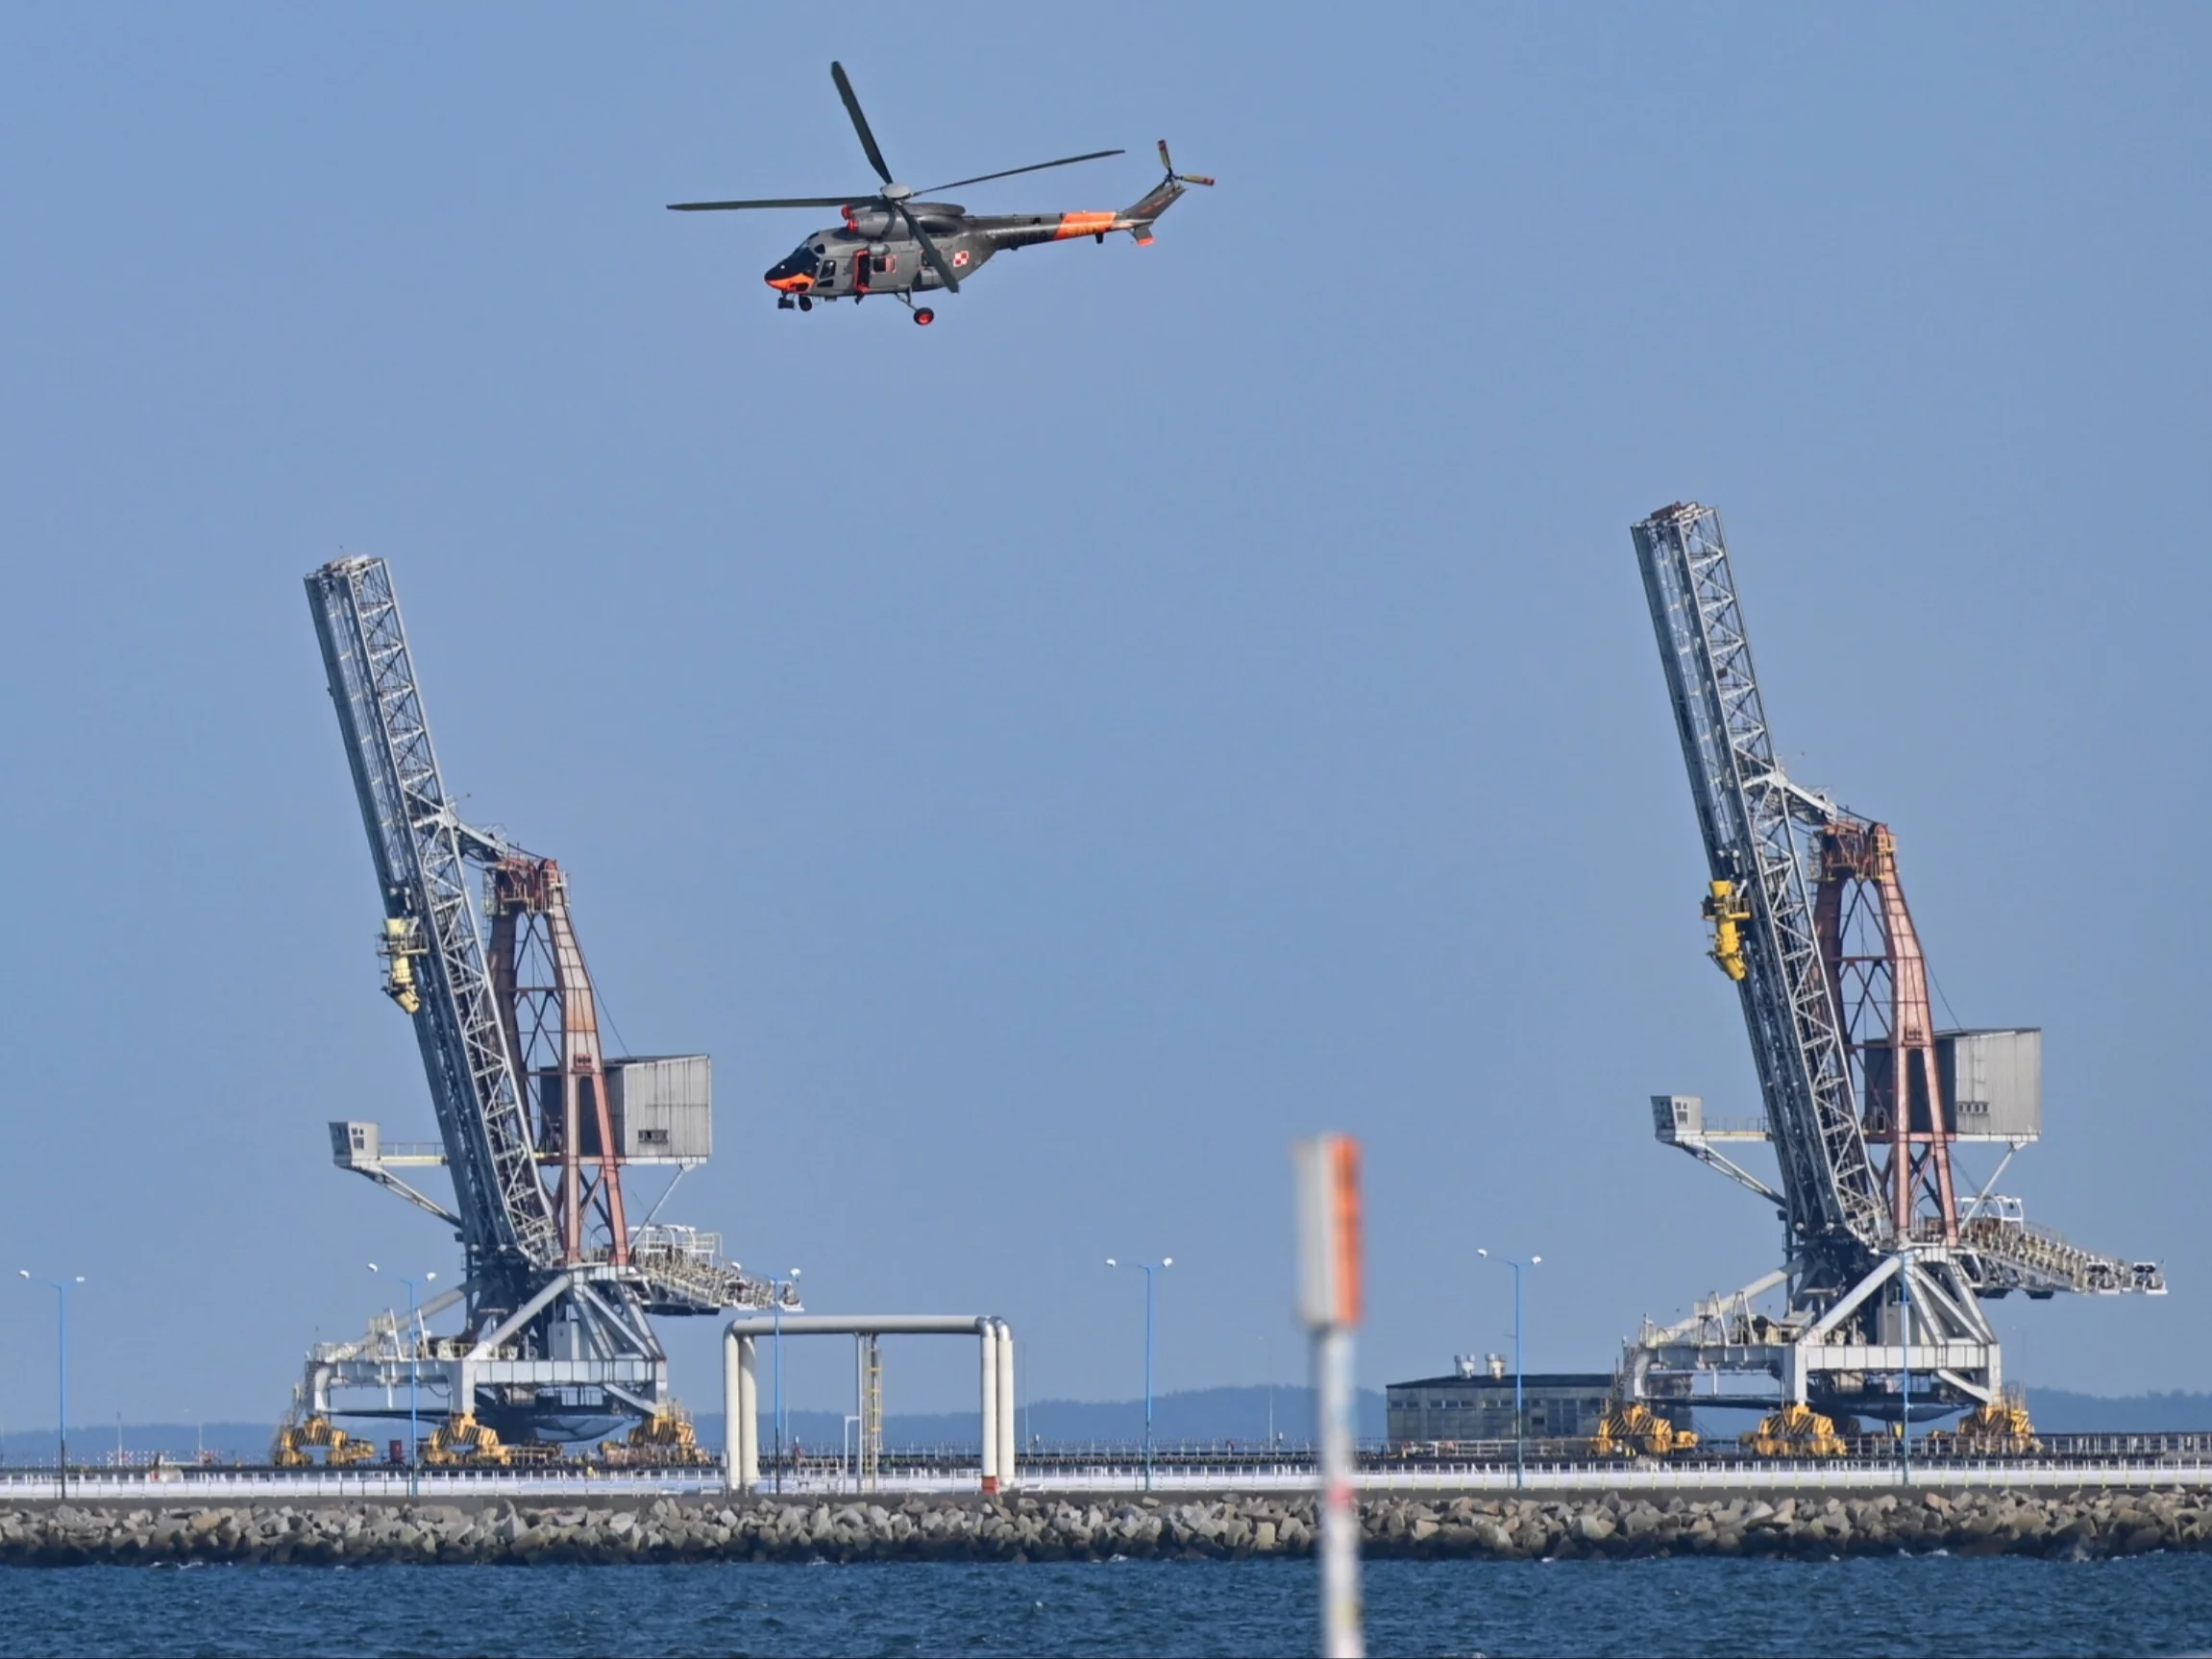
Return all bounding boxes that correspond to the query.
[913,307,935,327]
[798,296,813,312]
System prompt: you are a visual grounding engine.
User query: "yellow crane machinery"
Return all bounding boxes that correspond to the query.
[377,916,426,1014]
[270,1413,376,1468]
[1741,1402,1849,1457]
[422,1412,511,1467]
[1590,1402,1699,1457]
[601,1402,717,1467]
[1927,1388,2041,1456]
[1701,880,1751,982]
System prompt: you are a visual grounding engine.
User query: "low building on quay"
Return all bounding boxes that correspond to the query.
[1386,1354,1693,1445]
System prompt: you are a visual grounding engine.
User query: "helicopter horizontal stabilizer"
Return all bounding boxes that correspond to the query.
[1120,181,1183,242]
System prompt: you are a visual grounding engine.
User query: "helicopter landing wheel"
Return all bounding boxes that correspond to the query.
[798,296,813,312]
[912,307,935,327]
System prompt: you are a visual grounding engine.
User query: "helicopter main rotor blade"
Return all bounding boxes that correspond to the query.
[667,195,861,211]
[830,61,895,186]
[895,202,961,295]
[922,150,1126,194]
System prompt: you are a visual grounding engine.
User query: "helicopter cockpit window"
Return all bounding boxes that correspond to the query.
[768,247,815,281]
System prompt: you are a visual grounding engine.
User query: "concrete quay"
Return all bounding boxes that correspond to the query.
[3,1487,2210,1564]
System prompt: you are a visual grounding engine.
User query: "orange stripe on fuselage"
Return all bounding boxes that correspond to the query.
[1052,211,1118,240]
[767,274,814,293]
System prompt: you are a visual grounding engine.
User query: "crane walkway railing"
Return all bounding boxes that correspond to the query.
[1955,1215,2163,1294]
[624,1245,766,1310]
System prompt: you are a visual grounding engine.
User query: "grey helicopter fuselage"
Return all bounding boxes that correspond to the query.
[763,179,1187,307]
[673,61,1211,323]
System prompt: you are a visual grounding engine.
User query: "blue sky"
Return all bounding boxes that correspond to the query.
[0,5,2205,1427]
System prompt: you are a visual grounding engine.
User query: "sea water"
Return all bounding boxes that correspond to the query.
[3,1554,2206,1657]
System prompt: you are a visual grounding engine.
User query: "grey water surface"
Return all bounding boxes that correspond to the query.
[3,1555,2207,1658]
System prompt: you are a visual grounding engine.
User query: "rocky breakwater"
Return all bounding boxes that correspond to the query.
[2,1489,2208,1565]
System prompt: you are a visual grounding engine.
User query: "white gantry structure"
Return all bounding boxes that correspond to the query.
[724,1315,1016,1493]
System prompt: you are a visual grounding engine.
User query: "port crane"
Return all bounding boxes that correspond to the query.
[1626,503,2161,1427]
[295,556,790,1451]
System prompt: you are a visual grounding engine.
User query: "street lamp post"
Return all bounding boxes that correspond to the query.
[368,1263,436,1497]
[1260,1334,1275,1453]
[1476,1249,1541,1490]
[1106,1256,1172,1491]
[1898,1253,1913,1487]
[774,1268,801,1494]
[17,1272,84,1500]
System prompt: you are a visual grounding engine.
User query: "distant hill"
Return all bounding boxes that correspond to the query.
[6,1385,2203,1464]
[769,1385,1388,1452]
[753,1383,2212,1450]
[1,1423,273,1465]
[2023,1389,2212,1433]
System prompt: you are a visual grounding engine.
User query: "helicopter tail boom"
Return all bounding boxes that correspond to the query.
[1119,179,1186,244]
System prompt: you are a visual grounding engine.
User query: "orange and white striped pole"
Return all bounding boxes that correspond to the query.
[1292,1134,1364,1659]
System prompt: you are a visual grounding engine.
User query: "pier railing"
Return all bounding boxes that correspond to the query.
[7,1450,2212,1502]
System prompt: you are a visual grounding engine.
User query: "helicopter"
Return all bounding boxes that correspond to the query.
[669,61,1213,325]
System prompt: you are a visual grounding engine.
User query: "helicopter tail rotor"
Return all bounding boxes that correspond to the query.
[1156,139,1216,188]
[1117,141,1214,244]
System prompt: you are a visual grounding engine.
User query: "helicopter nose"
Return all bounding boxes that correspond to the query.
[766,271,813,294]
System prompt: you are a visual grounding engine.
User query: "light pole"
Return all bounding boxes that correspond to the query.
[1260,1334,1275,1454]
[1477,1249,1540,1490]
[774,1268,801,1494]
[368,1263,435,1496]
[1106,1256,1172,1491]
[17,1272,84,1499]
[1898,1253,1913,1487]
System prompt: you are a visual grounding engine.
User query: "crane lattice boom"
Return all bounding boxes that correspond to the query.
[1633,503,1887,1262]
[307,556,559,1270]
